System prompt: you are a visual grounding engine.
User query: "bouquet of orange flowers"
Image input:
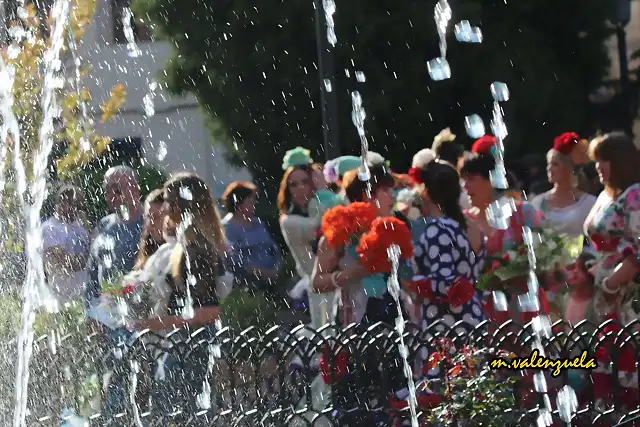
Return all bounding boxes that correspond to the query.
[321,202,378,248]
[356,216,413,274]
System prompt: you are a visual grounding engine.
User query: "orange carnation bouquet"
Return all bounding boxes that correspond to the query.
[321,201,378,248]
[356,217,414,274]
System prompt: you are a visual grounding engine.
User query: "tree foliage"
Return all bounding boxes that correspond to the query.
[2,0,126,180]
[134,0,615,190]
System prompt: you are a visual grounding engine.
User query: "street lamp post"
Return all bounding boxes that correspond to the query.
[313,0,341,161]
[615,0,632,135]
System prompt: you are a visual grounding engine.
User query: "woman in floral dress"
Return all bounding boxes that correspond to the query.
[583,132,640,409]
[460,135,546,326]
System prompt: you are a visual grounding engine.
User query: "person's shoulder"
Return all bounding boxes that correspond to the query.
[97,213,118,230]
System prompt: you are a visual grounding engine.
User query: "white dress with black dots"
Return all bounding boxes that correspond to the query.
[413,217,486,335]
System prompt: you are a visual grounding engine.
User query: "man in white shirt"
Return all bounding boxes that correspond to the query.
[42,185,90,305]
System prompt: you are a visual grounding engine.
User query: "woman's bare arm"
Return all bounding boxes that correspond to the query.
[311,237,367,292]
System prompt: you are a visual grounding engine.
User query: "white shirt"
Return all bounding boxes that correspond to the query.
[531,192,596,238]
[42,217,90,304]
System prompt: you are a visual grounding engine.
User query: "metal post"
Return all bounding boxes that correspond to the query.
[617,25,632,135]
[616,0,632,135]
[313,0,341,161]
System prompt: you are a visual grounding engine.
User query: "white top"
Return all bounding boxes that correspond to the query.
[531,191,596,238]
[42,217,90,304]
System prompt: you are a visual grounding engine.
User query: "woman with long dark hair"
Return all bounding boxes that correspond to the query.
[279,148,343,329]
[407,159,485,333]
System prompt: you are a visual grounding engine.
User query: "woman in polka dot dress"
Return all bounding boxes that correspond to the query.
[406,160,486,335]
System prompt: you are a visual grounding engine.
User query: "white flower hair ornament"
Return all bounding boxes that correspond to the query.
[411,148,436,169]
[365,151,386,167]
[431,127,457,151]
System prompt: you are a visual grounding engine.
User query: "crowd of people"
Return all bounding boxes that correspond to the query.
[39,128,640,416]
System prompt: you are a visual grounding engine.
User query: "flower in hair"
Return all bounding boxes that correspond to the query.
[282,146,313,170]
[408,167,423,185]
[471,135,497,155]
[366,151,386,167]
[431,127,457,151]
[323,160,339,184]
[411,148,436,169]
[553,132,580,156]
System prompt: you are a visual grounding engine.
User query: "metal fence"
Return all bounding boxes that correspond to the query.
[5,319,640,426]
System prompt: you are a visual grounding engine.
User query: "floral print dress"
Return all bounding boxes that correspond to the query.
[584,183,640,408]
[467,201,548,326]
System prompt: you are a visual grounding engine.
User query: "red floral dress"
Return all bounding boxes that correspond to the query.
[467,201,549,326]
[584,183,640,409]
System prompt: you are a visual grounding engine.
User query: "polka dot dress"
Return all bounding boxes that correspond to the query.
[413,217,486,335]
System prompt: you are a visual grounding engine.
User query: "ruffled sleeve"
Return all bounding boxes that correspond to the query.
[520,202,544,229]
[618,184,640,261]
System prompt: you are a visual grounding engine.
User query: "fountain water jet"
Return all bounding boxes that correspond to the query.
[11,1,72,426]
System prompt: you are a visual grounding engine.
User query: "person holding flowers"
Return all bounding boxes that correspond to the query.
[279,147,347,330]
[311,155,412,325]
[406,159,486,334]
[460,135,547,325]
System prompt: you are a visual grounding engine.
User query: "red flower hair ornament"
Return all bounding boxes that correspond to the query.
[553,131,590,165]
[471,135,497,155]
[553,132,580,155]
[408,167,423,185]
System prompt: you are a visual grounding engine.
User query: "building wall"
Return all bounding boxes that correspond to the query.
[607,0,640,137]
[78,0,251,198]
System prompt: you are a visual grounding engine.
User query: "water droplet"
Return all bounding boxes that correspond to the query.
[427,57,451,81]
[517,292,540,312]
[358,164,371,181]
[556,386,578,423]
[355,71,366,82]
[156,140,167,161]
[489,166,509,190]
[486,197,514,230]
[490,82,510,102]
[17,7,29,19]
[454,21,483,43]
[179,187,193,201]
[143,93,155,117]
[531,315,552,338]
[464,114,485,138]
[196,380,212,410]
[492,290,508,311]
[323,79,332,92]
[7,45,21,59]
[533,371,548,393]
[118,205,130,221]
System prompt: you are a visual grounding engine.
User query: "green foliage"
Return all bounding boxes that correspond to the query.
[133,0,615,192]
[425,343,517,426]
[0,294,100,413]
[72,160,167,224]
[219,289,279,332]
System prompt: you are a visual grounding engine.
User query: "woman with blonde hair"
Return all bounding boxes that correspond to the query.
[134,172,230,332]
[531,132,595,239]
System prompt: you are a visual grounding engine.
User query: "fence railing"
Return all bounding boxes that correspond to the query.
[3,319,640,426]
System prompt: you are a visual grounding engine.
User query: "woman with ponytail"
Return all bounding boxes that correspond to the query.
[406,159,486,334]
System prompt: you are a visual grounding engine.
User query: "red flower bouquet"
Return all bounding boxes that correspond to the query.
[356,216,413,274]
[321,202,378,248]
